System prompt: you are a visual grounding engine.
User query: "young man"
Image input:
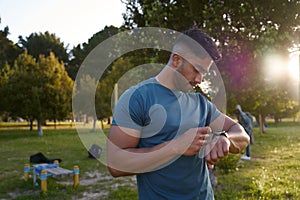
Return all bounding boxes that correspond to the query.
[107,28,250,199]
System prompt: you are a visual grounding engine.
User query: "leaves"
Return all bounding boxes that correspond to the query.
[19,31,69,64]
[0,52,73,132]
[122,0,300,119]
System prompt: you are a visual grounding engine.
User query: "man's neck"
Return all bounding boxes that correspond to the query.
[155,67,176,90]
[156,66,193,92]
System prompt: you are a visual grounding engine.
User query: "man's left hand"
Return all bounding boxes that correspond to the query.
[205,135,230,169]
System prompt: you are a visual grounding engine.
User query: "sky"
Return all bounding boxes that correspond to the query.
[0,0,126,49]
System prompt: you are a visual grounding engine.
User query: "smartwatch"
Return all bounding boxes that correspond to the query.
[212,130,228,138]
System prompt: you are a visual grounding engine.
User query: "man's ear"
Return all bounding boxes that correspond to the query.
[171,53,184,69]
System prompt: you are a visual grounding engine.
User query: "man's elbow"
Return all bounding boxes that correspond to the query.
[107,165,135,177]
[107,166,123,177]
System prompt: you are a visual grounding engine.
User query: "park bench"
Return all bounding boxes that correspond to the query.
[24,162,79,192]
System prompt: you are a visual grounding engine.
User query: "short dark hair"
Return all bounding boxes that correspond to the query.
[175,28,221,62]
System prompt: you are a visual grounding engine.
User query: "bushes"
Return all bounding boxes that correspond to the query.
[215,153,242,174]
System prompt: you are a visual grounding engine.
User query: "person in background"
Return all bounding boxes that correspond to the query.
[235,104,253,160]
[107,28,250,199]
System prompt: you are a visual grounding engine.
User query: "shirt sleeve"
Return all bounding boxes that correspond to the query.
[112,87,146,130]
[202,96,221,126]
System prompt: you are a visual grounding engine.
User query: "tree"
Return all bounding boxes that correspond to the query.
[0,62,13,119]
[38,52,74,125]
[73,74,98,126]
[0,52,73,135]
[71,26,122,131]
[19,31,69,64]
[68,26,119,80]
[0,53,38,126]
[0,18,21,69]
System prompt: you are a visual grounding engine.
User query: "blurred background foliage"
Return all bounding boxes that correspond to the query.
[0,0,299,134]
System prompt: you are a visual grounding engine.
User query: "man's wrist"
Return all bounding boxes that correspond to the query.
[212,130,228,138]
[220,131,228,138]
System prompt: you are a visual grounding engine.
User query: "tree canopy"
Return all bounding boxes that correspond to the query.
[0,52,73,135]
[0,20,21,69]
[19,31,69,64]
[0,1,299,127]
[122,0,300,119]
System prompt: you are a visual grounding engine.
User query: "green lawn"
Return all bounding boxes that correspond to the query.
[215,122,300,200]
[0,121,299,199]
[0,127,137,200]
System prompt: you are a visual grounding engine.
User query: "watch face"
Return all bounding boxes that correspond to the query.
[212,130,226,136]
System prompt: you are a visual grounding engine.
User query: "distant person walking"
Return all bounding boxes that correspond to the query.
[235,105,253,160]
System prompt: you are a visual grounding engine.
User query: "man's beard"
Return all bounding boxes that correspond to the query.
[174,64,194,92]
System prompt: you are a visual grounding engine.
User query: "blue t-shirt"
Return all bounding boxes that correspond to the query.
[112,78,220,200]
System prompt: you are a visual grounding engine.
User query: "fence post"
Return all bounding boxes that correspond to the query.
[40,169,47,193]
[24,164,30,181]
[73,165,79,187]
[54,160,59,167]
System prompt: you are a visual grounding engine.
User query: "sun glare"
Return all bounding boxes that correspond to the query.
[263,52,299,83]
[288,51,299,80]
[263,54,285,81]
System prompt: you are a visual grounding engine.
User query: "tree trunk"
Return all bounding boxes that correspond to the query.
[29,118,34,131]
[93,117,97,132]
[100,120,104,130]
[274,116,280,124]
[37,118,43,136]
[85,115,89,124]
[262,116,266,133]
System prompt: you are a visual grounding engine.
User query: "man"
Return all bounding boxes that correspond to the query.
[107,28,250,199]
[235,104,253,160]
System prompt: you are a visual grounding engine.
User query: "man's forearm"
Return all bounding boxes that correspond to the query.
[107,126,210,177]
[209,114,250,154]
[107,139,183,177]
[227,123,250,153]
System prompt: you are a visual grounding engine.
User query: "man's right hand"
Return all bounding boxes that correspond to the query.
[174,127,211,156]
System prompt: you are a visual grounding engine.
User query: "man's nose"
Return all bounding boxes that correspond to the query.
[195,73,203,83]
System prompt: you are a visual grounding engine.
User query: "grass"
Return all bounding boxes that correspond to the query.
[0,126,137,200]
[0,121,299,199]
[215,121,300,200]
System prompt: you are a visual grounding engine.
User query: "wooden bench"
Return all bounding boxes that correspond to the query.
[45,167,73,179]
[24,163,79,190]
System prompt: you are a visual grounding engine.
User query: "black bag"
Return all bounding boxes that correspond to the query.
[30,152,62,164]
[88,144,102,159]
